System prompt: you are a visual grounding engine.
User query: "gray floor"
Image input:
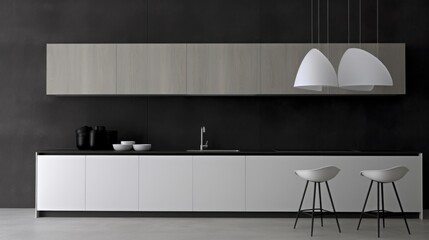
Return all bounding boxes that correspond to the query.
[0,209,428,240]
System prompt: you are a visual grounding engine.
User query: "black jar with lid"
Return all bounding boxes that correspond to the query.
[76,126,92,150]
[90,126,108,150]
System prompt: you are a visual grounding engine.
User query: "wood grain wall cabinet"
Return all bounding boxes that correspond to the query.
[117,44,187,94]
[186,44,260,95]
[47,44,116,95]
[46,43,405,95]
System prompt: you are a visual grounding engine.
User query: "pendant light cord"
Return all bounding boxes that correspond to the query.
[377,0,379,56]
[311,0,314,48]
[318,0,320,49]
[327,0,329,58]
[359,0,362,48]
[348,0,350,45]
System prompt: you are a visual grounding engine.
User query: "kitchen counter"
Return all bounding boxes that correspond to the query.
[36,149,420,156]
[36,150,422,218]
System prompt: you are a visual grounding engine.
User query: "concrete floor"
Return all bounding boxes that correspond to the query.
[0,209,428,240]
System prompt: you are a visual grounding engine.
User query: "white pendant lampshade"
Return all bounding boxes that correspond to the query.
[338,48,393,91]
[294,48,338,91]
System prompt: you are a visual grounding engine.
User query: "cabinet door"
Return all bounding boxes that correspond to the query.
[260,44,325,94]
[187,44,260,95]
[37,156,85,211]
[117,44,187,94]
[139,156,192,211]
[193,156,245,211]
[246,155,421,212]
[86,156,139,211]
[47,44,116,94]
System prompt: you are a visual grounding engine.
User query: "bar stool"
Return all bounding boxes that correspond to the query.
[293,166,341,237]
[357,166,411,238]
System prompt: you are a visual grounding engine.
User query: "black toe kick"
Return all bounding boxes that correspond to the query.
[36,211,420,218]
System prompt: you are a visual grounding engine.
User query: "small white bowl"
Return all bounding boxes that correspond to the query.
[113,144,133,151]
[133,144,152,151]
[121,141,135,145]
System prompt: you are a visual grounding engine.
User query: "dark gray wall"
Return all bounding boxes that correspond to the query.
[0,0,427,208]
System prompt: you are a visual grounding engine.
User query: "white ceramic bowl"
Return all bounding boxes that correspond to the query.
[121,141,135,145]
[113,144,133,151]
[133,144,152,151]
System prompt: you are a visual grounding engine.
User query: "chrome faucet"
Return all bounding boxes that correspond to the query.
[200,126,208,150]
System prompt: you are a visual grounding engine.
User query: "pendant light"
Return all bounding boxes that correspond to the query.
[294,0,337,91]
[338,0,393,91]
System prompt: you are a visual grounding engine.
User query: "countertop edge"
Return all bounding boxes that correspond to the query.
[36,150,422,156]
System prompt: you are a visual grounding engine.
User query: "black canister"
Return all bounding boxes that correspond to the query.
[90,126,108,150]
[76,126,92,150]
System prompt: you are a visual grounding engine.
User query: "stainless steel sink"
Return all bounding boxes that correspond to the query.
[186,149,240,153]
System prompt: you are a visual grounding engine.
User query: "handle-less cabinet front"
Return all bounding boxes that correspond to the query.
[86,156,139,211]
[187,44,260,95]
[47,44,116,95]
[117,44,187,94]
[192,156,246,211]
[246,155,422,212]
[139,156,193,211]
[37,156,86,211]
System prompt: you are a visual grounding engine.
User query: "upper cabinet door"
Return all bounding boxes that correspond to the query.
[187,44,260,95]
[261,44,329,95]
[47,44,116,95]
[117,44,187,94]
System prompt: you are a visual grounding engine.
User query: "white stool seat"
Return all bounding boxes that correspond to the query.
[360,166,409,183]
[295,166,340,182]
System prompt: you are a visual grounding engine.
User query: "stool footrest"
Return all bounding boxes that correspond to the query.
[363,210,407,218]
[299,208,335,217]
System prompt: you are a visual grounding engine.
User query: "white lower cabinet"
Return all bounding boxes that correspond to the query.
[86,156,139,211]
[192,156,246,211]
[36,154,422,216]
[37,156,86,210]
[139,156,192,211]
[246,156,422,213]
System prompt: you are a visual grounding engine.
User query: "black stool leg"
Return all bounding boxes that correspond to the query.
[392,182,411,234]
[325,182,341,233]
[318,182,323,227]
[381,183,385,228]
[311,182,316,237]
[377,182,380,238]
[294,180,309,229]
[357,180,373,230]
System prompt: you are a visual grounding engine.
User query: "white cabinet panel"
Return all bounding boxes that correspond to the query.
[246,156,422,213]
[47,44,116,94]
[37,156,85,211]
[86,156,139,211]
[187,44,260,94]
[117,44,187,94]
[139,156,192,211]
[193,156,245,211]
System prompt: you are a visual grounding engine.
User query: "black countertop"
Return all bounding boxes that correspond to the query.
[36,149,421,156]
